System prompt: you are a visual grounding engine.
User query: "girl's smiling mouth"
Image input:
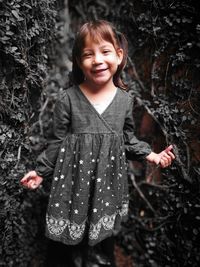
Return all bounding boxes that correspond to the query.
[92,68,108,74]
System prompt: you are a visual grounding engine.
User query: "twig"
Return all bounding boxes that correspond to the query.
[74,4,87,21]
[171,144,191,182]
[139,182,175,191]
[129,163,156,214]
[14,145,22,169]
[126,214,172,232]
[151,60,157,97]
[146,164,160,183]
[38,97,49,135]
[188,86,200,116]
[164,60,170,94]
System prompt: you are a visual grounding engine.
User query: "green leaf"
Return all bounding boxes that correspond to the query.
[6,31,14,36]
[11,10,20,20]
[11,47,18,52]
[1,36,10,41]
[11,10,23,21]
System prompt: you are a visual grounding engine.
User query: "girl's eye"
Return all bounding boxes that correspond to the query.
[103,50,110,54]
[82,53,92,58]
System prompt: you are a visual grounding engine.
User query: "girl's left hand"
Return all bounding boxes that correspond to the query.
[146,145,175,168]
[156,145,175,168]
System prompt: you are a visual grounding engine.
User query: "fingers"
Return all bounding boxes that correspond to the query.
[159,145,176,168]
[160,152,174,168]
[22,177,42,190]
[160,156,171,168]
[165,145,175,159]
[20,171,43,190]
[165,144,173,152]
[27,179,37,190]
[21,170,37,183]
[167,151,175,160]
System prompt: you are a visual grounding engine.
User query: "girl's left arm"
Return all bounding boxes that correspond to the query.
[123,96,152,161]
[123,96,175,167]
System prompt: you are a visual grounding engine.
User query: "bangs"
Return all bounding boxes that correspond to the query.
[85,25,117,47]
[86,31,105,45]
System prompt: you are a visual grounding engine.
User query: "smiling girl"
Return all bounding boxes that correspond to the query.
[21,20,175,267]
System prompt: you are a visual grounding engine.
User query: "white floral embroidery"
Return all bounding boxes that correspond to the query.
[89,202,129,240]
[46,215,69,236]
[46,201,129,241]
[68,221,86,240]
[89,221,102,240]
[47,215,86,240]
[101,213,116,230]
[119,202,129,216]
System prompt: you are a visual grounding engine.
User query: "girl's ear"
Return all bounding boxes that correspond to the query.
[117,48,123,65]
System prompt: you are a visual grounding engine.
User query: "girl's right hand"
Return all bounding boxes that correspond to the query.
[20,171,43,190]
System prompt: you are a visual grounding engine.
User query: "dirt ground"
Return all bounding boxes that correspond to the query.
[115,245,134,267]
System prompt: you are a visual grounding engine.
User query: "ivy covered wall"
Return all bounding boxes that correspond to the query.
[0,0,60,266]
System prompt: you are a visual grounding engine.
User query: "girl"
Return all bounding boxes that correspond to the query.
[21,20,175,266]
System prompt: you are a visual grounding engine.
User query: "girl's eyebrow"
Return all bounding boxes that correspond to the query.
[83,44,113,51]
[100,44,113,49]
[81,49,92,54]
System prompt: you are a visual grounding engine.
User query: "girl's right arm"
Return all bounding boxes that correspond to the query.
[21,91,71,188]
[20,171,43,190]
[35,92,71,177]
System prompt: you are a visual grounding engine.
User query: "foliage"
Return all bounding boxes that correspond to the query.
[0,0,59,266]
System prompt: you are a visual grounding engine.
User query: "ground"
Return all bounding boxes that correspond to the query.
[115,245,134,267]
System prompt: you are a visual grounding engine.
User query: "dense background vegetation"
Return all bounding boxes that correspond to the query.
[0,0,200,266]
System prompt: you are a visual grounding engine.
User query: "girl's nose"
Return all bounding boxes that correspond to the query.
[93,53,103,64]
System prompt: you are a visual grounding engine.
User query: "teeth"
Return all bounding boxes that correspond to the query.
[95,69,106,72]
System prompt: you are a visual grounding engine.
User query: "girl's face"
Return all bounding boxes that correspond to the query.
[78,36,123,89]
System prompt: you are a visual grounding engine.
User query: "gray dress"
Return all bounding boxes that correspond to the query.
[36,85,152,246]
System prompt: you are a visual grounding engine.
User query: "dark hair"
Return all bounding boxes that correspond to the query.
[72,20,128,89]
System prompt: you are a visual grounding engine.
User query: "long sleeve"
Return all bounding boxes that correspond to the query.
[123,96,152,161]
[35,92,71,177]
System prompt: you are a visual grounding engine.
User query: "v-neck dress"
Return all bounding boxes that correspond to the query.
[91,88,117,114]
[35,85,152,246]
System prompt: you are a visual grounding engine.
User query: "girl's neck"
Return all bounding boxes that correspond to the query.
[79,81,117,103]
[80,80,116,95]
